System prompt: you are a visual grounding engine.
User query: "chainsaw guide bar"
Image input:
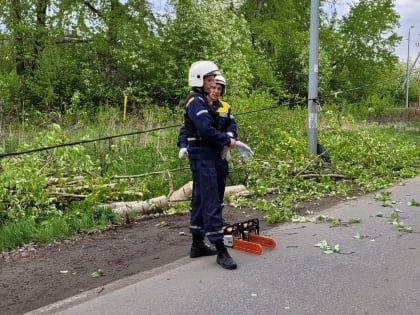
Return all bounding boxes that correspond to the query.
[222,218,276,255]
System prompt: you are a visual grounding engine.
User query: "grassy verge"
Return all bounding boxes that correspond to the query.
[0,204,120,250]
[1,104,419,250]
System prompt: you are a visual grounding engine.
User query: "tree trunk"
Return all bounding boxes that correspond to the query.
[11,0,26,75]
[33,0,49,71]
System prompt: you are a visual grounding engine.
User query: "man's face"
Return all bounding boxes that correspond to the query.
[209,83,223,101]
[203,75,215,94]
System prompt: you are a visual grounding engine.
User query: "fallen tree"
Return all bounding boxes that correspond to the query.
[105,181,252,216]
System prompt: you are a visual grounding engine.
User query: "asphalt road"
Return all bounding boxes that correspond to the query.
[28,176,420,315]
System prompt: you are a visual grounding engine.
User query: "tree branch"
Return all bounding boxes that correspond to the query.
[83,1,102,17]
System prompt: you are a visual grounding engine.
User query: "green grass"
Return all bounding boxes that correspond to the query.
[0,205,120,251]
[378,121,420,143]
[1,104,420,249]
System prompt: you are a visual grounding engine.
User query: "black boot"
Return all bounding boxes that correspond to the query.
[215,240,237,270]
[190,234,217,258]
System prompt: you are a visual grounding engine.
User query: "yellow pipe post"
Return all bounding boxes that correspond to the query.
[123,95,128,122]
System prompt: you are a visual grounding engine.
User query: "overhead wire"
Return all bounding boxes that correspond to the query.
[0,124,181,158]
[1,69,418,159]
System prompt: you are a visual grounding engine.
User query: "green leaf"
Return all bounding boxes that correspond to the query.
[291,215,310,223]
[353,232,366,240]
[374,191,391,201]
[314,240,340,254]
[396,223,413,233]
[91,269,104,278]
[408,199,420,207]
[348,218,362,224]
[154,221,169,228]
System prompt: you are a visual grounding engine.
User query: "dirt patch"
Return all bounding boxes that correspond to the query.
[0,195,347,315]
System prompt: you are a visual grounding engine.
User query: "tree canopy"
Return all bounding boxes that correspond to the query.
[0,0,407,117]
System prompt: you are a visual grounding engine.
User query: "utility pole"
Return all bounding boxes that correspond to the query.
[405,26,414,108]
[307,0,319,155]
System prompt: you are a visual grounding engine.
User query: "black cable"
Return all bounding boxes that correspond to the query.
[1,68,417,159]
[0,124,181,158]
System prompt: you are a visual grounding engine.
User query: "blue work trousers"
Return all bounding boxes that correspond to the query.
[189,158,224,243]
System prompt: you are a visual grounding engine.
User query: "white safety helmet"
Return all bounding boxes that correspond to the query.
[215,74,227,96]
[188,61,220,87]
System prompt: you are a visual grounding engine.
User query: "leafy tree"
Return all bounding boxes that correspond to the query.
[0,0,54,109]
[53,0,159,109]
[328,0,401,103]
[0,0,408,118]
[0,0,49,76]
[238,0,313,102]
[153,0,255,105]
[0,0,161,112]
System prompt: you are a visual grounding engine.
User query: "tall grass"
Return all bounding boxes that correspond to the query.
[0,205,120,250]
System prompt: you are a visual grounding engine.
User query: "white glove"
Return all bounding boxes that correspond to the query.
[178,148,188,159]
[236,141,254,161]
[220,146,231,161]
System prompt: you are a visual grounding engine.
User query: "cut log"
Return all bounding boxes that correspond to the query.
[224,185,248,196]
[109,196,169,215]
[169,182,250,202]
[168,181,193,202]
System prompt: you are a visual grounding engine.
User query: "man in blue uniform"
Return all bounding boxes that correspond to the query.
[179,74,237,224]
[179,61,237,270]
[208,75,237,223]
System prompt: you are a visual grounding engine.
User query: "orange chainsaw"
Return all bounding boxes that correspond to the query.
[222,218,276,255]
